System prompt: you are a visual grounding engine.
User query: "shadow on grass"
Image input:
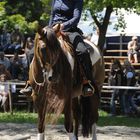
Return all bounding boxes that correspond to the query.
[98,116,140,127]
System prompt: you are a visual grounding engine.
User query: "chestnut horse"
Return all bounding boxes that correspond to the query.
[29,25,105,140]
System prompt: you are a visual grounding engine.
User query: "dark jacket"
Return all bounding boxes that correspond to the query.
[49,0,83,31]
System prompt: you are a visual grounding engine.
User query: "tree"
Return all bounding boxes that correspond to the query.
[84,0,140,52]
[4,0,52,23]
[0,0,52,35]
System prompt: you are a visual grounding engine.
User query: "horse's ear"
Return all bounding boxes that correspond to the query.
[53,24,60,34]
[37,24,45,36]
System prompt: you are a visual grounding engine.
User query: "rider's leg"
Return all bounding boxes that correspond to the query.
[68,32,96,95]
[133,53,138,63]
[77,52,95,95]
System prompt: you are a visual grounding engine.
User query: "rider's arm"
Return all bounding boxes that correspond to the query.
[62,0,83,31]
[127,41,133,50]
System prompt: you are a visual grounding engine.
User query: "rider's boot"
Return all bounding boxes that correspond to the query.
[78,52,96,96]
[20,81,32,96]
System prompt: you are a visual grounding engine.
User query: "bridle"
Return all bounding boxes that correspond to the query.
[31,32,60,87]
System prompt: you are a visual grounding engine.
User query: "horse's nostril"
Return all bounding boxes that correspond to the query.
[48,76,52,81]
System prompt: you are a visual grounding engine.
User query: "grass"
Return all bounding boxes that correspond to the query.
[0,111,37,123]
[98,110,140,127]
[0,110,140,127]
[99,116,140,127]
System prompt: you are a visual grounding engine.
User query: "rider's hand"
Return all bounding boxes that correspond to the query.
[60,24,64,31]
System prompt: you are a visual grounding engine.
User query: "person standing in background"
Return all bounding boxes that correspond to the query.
[108,59,125,116]
[127,36,139,63]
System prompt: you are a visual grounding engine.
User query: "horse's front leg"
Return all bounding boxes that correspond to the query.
[64,97,77,140]
[33,94,47,140]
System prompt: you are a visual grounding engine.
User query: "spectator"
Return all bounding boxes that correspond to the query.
[127,36,140,63]
[0,29,2,51]
[0,26,11,53]
[123,60,137,116]
[9,52,23,80]
[24,37,34,67]
[133,72,140,116]
[108,59,125,116]
[21,54,28,81]
[0,74,10,110]
[0,62,11,80]
[136,72,140,87]
[0,64,11,112]
[0,51,10,70]
[9,25,24,54]
[20,37,34,81]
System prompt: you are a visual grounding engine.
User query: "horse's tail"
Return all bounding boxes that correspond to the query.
[80,95,99,137]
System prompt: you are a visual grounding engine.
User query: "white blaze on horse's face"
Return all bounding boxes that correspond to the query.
[39,40,46,49]
[37,36,53,82]
[43,67,53,83]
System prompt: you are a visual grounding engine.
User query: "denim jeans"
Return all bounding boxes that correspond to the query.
[123,90,137,114]
[110,89,124,115]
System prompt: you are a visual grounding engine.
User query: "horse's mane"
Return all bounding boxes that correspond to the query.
[46,27,73,91]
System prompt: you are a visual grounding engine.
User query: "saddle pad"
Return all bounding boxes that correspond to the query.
[84,39,101,65]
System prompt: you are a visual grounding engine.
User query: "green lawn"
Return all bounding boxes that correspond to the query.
[0,110,140,127]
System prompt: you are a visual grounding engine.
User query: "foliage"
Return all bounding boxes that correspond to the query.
[83,0,140,51]
[5,0,42,22]
[0,1,7,29]
[0,0,140,43]
[0,0,51,35]
[0,112,37,123]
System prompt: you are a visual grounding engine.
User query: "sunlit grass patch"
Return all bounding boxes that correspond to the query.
[0,110,140,127]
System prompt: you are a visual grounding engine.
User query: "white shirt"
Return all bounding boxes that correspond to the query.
[0,83,9,93]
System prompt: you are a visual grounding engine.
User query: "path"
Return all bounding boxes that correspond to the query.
[0,123,140,140]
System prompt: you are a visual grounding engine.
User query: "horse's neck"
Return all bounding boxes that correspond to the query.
[58,36,75,71]
[58,36,73,53]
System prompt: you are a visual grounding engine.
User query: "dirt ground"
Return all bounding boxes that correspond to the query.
[0,123,140,140]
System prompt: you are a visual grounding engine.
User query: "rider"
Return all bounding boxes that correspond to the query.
[20,0,96,96]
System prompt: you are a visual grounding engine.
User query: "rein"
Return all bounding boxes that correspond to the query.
[31,57,50,86]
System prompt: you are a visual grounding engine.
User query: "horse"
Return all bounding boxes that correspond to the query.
[29,24,105,140]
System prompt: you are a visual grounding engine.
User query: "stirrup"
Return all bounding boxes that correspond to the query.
[82,80,95,97]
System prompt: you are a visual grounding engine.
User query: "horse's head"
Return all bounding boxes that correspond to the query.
[34,25,61,71]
